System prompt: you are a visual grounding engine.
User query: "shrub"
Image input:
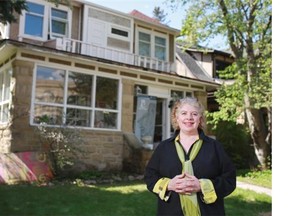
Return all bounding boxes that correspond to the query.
[34,122,86,176]
[211,121,254,169]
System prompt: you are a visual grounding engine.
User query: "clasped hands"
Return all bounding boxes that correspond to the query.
[168,173,201,195]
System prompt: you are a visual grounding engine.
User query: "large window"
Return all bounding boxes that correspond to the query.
[0,69,11,123]
[137,29,167,61]
[21,0,70,41]
[33,66,120,130]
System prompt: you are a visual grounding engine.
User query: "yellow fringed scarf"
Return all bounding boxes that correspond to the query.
[175,135,202,216]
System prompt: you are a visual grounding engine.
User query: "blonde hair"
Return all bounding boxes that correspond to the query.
[171,97,206,131]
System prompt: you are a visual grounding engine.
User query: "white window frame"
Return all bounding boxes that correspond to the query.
[136,27,168,61]
[0,66,12,124]
[49,7,71,39]
[108,24,131,41]
[19,0,71,41]
[31,64,122,131]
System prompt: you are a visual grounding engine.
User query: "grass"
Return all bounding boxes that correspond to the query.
[237,169,272,188]
[0,170,271,216]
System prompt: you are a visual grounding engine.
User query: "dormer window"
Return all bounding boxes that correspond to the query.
[137,28,167,61]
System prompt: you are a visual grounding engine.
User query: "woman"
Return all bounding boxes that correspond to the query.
[144,97,236,216]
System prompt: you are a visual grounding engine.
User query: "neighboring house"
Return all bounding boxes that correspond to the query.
[0,0,220,177]
[175,44,234,112]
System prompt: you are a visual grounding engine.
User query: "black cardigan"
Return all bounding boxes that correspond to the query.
[144,130,236,216]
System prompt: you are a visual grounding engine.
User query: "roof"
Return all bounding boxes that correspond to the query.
[176,41,234,57]
[176,46,215,83]
[129,10,161,24]
[128,9,180,34]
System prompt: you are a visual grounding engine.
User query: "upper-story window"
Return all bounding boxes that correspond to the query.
[139,32,151,57]
[24,2,45,37]
[155,36,166,61]
[20,0,71,41]
[50,8,68,38]
[137,28,168,61]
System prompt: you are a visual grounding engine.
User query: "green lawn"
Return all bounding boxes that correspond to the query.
[237,169,272,188]
[0,177,271,216]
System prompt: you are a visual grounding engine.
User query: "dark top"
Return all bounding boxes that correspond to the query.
[144,129,236,216]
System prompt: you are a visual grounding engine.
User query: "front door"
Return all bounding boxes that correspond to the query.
[154,98,167,147]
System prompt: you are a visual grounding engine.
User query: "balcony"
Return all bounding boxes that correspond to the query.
[54,38,175,73]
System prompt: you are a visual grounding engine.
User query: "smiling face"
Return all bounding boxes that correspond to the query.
[176,103,201,134]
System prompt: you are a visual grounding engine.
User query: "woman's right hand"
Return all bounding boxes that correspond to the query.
[168,173,187,194]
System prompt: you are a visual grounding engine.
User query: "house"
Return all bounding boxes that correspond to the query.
[0,0,221,181]
[175,44,234,112]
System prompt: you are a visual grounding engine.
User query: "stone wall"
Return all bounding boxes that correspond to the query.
[2,59,127,173]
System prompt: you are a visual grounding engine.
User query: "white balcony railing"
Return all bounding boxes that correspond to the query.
[55,38,175,73]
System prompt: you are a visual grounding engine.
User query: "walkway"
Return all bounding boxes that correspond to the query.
[237,181,272,196]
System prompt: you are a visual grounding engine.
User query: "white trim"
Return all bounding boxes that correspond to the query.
[19,0,71,42]
[30,63,122,131]
[135,27,169,61]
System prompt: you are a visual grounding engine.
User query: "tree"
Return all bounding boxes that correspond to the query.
[0,0,27,24]
[171,0,272,169]
[153,6,169,24]
[0,0,70,24]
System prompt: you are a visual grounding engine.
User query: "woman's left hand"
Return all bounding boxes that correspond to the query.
[183,173,201,194]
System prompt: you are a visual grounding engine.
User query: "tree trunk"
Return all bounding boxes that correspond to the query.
[244,96,270,169]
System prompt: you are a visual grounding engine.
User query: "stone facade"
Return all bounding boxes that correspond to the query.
[0,0,220,177]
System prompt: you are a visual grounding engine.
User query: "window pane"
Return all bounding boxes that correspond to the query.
[67,72,92,107]
[95,110,117,129]
[171,90,184,99]
[155,36,166,60]
[139,42,150,57]
[66,108,91,127]
[139,32,150,42]
[25,14,43,36]
[52,20,66,35]
[95,77,118,109]
[51,8,68,36]
[155,36,165,46]
[111,28,128,37]
[139,32,151,57]
[52,8,67,19]
[4,70,10,101]
[2,104,9,122]
[27,2,44,14]
[0,72,3,102]
[35,66,65,104]
[155,46,166,60]
[33,105,63,125]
